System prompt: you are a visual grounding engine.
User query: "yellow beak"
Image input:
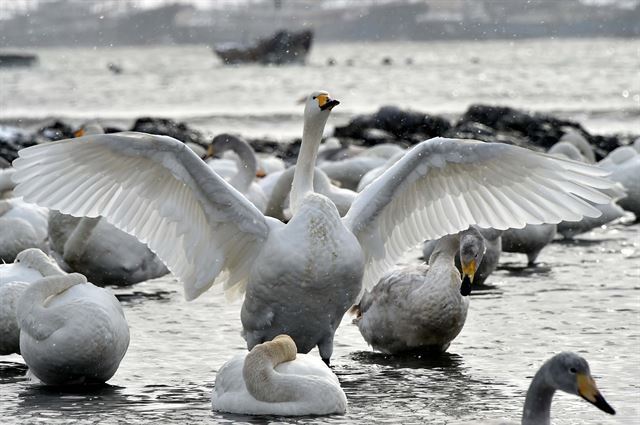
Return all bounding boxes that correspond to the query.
[577,373,616,414]
[461,259,477,283]
[207,145,215,158]
[74,128,85,138]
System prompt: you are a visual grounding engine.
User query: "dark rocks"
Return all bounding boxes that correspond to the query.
[214,29,313,66]
[130,117,206,147]
[38,120,75,141]
[334,105,451,146]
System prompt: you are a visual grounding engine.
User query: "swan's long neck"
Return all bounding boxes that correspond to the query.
[16,273,86,341]
[0,168,16,193]
[242,337,299,403]
[63,217,101,264]
[428,233,460,266]
[224,139,258,193]
[522,362,555,425]
[290,114,328,214]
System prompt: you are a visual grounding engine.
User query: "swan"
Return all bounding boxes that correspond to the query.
[16,272,130,385]
[0,248,65,355]
[0,197,49,262]
[357,150,405,192]
[212,334,347,415]
[317,143,404,191]
[515,352,615,424]
[548,141,626,238]
[0,167,16,198]
[598,146,640,218]
[501,223,557,266]
[206,133,268,212]
[12,90,615,363]
[352,228,484,354]
[265,166,356,220]
[48,211,169,286]
[558,130,596,163]
[422,226,502,286]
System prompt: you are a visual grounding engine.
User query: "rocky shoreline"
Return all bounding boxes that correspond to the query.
[1,104,637,165]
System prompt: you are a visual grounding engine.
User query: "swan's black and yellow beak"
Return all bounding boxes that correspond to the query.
[207,145,216,158]
[74,128,85,137]
[577,373,616,415]
[317,94,340,111]
[461,258,477,284]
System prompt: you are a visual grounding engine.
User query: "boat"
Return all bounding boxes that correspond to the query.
[0,53,38,68]
[213,29,313,65]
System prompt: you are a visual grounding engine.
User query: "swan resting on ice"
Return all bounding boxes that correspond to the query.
[212,334,347,416]
[12,90,616,364]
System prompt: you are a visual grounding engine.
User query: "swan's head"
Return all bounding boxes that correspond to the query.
[304,91,340,118]
[544,352,615,415]
[459,227,486,295]
[548,141,585,162]
[268,334,298,363]
[207,133,243,158]
[15,248,53,268]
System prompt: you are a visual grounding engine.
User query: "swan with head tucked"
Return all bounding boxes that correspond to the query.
[0,248,65,355]
[212,334,346,415]
[206,133,268,212]
[16,272,129,385]
[352,227,484,354]
[12,90,615,363]
[512,352,615,424]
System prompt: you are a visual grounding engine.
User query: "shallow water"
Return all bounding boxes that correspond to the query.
[1,39,639,137]
[1,220,638,424]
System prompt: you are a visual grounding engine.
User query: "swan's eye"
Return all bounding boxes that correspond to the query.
[312,96,317,99]
[569,367,577,374]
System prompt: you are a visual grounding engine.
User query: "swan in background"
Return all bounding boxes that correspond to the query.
[516,352,615,424]
[48,211,169,286]
[0,197,49,262]
[212,334,347,416]
[17,272,130,385]
[0,248,65,355]
[357,150,405,191]
[12,90,615,364]
[265,165,356,220]
[558,130,596,163]
[548,141,626,238]
[598,146,640,218]
[501,224,557,266]
[318,143,404,191]
[422,226,502,287]
[206,133,268,212]
[352,228,484,354]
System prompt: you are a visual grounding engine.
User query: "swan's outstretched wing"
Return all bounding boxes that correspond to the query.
[12,132,270,300]
[343,137,615,295]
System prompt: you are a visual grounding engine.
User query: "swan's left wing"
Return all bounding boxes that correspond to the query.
[343,137,615,295]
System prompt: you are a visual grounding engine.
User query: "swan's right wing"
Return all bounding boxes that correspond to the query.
[13,132,270,300]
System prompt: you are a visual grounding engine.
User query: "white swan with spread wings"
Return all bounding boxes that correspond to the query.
[12,91,614,363]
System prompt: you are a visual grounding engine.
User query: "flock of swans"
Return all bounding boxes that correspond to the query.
[1,90,638,422]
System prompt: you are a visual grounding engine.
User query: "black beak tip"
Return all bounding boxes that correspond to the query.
[321,99,340,111]
[583,394,616,415]
[460,275,472,296]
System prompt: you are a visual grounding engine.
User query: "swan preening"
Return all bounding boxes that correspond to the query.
[12,90,617,365]
[519,352,615,425]
[352,227,485,354]
[212,334,347,415]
